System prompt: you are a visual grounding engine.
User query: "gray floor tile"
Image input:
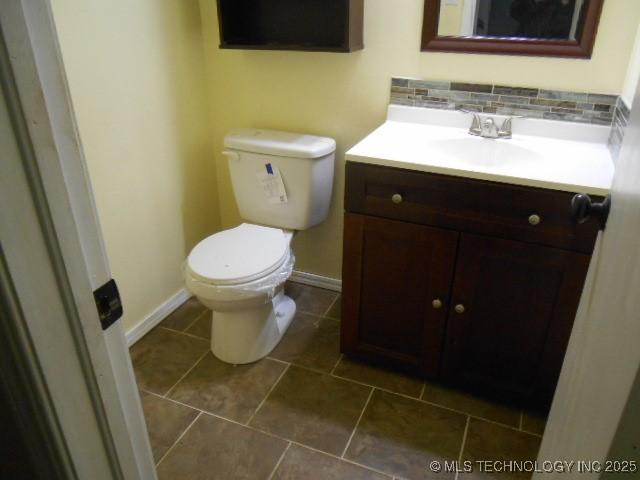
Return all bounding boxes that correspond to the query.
[460,418,541,479]
[345,390,467,480]
[325,295,342,320]
[285,282,338,316]
[422,382,520,428]
[184,312,211,340]
[139,391,198,462]
[333,356,424,398]
[135,289,547,480]
[521,411,546,436]
[168,353,287,423]
[273,444,390,479]
[269,312,341,373]
[156,413,287,480]
[130,328,209,395]
[160,297,206,331]
[249,365,371,456]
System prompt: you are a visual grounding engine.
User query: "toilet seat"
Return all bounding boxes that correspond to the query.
[187,223,290,286]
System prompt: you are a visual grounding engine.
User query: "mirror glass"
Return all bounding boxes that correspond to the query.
[437,0,589,40]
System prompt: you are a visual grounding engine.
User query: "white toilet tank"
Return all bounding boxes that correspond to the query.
[224,129,336,230]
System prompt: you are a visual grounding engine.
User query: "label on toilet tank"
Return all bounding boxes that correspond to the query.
[256,164,288,204]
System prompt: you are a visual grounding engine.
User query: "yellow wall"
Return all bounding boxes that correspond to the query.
[51,0,220,331]
[438,0,465,36]
[623,23,640,106]
[199,0,640,280]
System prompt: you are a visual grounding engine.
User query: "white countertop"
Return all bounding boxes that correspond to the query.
[346,106,614,196]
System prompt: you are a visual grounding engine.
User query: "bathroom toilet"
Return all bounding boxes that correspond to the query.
[185,129,336,364]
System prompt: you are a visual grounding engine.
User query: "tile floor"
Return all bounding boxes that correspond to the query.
[130,282,546,480]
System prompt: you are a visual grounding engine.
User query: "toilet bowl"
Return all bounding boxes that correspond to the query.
[185,223,296,364]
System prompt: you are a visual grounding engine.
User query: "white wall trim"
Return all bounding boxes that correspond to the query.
[289,270,342,292]
[126,271,339,346]
[125,288,191,346]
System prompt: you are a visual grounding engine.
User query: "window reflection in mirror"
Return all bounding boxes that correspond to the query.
[437,0,588,40]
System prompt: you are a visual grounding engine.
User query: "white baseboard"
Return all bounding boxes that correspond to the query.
[125,272,339,346]
[289,270,342,292]
[125,288,191,346]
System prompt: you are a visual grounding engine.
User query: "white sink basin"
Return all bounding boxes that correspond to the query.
[426,137,543,169]
[346,106,614,195]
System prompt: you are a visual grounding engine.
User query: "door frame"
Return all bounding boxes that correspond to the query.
[460,0,478,36]
[0,1,155,479]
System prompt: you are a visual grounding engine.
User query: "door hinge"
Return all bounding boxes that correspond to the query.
[93,279,123,330]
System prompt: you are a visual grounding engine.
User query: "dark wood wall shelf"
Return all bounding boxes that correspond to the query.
[216,0,364,53]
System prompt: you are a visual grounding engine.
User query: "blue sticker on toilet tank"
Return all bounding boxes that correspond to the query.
[257,164,288,204]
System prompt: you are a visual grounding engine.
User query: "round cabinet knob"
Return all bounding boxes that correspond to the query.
[528,214,541,226]
[391,193,403,204]
[432,299,443,309]
[454,304,465,314]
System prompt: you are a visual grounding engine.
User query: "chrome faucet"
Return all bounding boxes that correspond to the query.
[466,112,519,139]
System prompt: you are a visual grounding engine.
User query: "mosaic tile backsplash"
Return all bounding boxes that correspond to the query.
[390,77,618,126]
[608,97,631,161]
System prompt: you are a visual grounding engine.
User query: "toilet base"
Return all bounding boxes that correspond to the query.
[210,292,296,364]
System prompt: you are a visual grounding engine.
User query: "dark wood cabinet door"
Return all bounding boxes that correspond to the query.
[442,233,590,406]
[341,213,458,376]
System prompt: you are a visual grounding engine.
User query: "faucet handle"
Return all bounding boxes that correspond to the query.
[498,115,523,138]
[459,109,482,135]
[469,113,481,135]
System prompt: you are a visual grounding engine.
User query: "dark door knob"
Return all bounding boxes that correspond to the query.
[570,194,611,230]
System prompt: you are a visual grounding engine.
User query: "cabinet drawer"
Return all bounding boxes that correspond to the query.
[345,162,601,253]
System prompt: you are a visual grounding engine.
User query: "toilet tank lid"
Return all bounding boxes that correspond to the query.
[224,129,336,159]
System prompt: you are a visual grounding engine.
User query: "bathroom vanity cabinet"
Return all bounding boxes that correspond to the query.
[341,161,601,408]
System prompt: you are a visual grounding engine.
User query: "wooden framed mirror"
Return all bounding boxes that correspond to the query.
[422,0,604,58]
